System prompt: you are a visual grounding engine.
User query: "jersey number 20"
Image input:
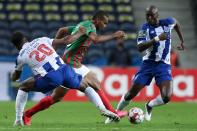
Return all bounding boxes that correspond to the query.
[29,44,53,62]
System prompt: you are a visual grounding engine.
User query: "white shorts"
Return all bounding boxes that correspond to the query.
[73,65,90,78]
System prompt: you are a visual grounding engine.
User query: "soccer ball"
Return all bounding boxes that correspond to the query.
[128,107,144,124]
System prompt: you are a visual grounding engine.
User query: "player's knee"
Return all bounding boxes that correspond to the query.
[87,80,100,91]
[51,93,65,102]
[162,96,171,104]
[94,83,100,90]
[86,72,101,90]
[51,96,62,102]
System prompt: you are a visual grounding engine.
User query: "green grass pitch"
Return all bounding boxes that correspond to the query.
[0,101,197,131]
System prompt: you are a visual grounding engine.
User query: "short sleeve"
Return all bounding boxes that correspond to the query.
[137,24,148,45]
[166,17,176,29]
[15,56,24,71]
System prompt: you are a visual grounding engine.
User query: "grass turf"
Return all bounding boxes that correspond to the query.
[0,101,197,131]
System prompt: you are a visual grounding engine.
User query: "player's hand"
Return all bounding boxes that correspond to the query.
[113,31,126,40]
[78,26,86,35]
[177,43,185,50]
[158,33,168,41]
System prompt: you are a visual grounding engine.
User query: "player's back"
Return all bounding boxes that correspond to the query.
[18,37,64,76]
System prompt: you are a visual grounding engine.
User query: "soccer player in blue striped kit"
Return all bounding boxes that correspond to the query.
[105,5,185,123]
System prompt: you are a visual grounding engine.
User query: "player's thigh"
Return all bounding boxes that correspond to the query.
[133,70,153,86]
[34,76,57,93]
[133,61,154,86]
[62,65,82,90]
[155,62,172,85]
[157,80,173,98]
[85,71,100,90]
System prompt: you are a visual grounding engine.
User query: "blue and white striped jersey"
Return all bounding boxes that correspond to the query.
[15,37,64,76]
[137,17,176,64]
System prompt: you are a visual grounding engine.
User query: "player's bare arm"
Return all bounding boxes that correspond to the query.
[137,33,168,52]
[89,31,126,43]
[55,26,86,39]
[173,18,185,50]
[52,26,86,50]
[55,27,69,39]
[11,70,22,81]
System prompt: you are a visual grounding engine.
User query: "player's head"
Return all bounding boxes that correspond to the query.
[92,11,109,30]
[146,5,159,25]
[11,31,28,50]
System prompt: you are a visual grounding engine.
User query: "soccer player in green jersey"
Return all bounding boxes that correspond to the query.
[22,11,127,125]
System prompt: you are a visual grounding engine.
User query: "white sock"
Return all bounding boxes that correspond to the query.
[84,87,106,111]
[117,94,130,110]
[148,95,164,107]
[15,90,28,121]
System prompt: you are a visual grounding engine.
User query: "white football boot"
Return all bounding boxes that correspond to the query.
[105,117,116,124]
[13,119,24,127]
[101,109,120,122]
[105,110,128,124]
[145,102,152,121]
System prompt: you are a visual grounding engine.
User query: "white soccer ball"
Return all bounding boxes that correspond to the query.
[128,107,144,124]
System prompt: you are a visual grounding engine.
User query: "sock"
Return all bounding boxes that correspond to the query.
[84,87,106,111]
[96,90,116,113]
[15,90,28,121]
[25,96,55,117]
[148,95,164,107]
[117,94,130,111]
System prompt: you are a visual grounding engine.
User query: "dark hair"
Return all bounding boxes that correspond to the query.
[146,5,158,13]
[92,11,108,20]
[11,31,25,48]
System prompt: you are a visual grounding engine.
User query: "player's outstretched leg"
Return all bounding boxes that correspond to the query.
[83,86,120,120]
[85,72,127,120]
